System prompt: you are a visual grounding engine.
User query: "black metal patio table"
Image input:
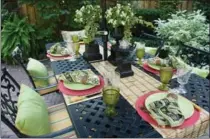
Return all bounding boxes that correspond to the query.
[46,42,209,138]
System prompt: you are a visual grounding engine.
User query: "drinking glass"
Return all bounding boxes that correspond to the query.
[61,31,73,55]
[72,42,80,58]
[170,68,192,94]
[72,35,79,43]
[136,48,145,65]
[103,86,120,117]
[158,67,173,91]
[102,70,120,117]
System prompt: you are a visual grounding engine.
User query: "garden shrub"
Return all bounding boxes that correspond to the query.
[155,10,209,52]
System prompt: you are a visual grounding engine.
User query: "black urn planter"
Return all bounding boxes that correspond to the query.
[115,59,134,78]
[108,26,125,66]
[158,48,169,59]
[83,40,102,61]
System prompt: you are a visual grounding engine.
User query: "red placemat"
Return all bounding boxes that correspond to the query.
[135,90,200,129]
[143,62,177,75]
[58,76,104,96]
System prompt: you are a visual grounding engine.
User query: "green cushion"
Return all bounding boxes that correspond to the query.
[192,68,209,78]
[171,57,209,78]
[145,47,157,56]
[15,84,50,136]
[27,58,49,87]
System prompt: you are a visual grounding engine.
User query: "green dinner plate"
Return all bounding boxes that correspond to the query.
[145,92,194,119]
[147,62,161,70]
[63,82,96,91]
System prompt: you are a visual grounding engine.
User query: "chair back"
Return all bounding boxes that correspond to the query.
[12,46,36,88]
[140,32,164,56]
[1,68,25,137]
[176,43,210,69]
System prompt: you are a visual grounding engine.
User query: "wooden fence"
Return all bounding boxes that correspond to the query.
[19,0,194,24]
[136,0,193,10]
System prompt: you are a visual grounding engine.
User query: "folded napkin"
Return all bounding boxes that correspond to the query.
[49,43,69,56]
[147,57,169,67]
[59,70,100,86]
[147,95,185,127]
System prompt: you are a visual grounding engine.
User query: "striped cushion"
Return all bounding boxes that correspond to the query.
[48,103,76,138]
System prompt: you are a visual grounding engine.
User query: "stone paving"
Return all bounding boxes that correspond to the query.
[1,63,209,138]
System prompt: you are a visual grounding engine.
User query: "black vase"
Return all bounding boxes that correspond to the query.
[83,40,102,61]
[158,48,169,59]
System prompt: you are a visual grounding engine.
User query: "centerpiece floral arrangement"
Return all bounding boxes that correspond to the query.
[106,4,138,41]
[74,5,102,44]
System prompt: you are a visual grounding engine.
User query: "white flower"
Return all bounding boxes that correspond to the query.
[121,12,126,17]
[121,21,125,25]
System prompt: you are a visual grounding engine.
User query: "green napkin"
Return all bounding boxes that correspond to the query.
[60,70,100,85]
[49,43,69,55]
[148,96,185,127]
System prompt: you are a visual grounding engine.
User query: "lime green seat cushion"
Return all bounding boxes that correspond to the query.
[191,67,209,78]
[145,47,157,56]
[173,57,209,78]
[27,58,49,87]
[15,84,50,136]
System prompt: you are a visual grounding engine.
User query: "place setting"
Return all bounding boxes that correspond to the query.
[56,69,105,105]
[134,63,200,129]
[46,32,84,61]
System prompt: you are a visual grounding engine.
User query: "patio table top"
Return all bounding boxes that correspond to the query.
[46,42,209,138]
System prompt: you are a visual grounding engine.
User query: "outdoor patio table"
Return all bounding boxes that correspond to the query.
[46,42,209,138]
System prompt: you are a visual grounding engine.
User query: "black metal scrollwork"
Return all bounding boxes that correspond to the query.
[1,68,20,125]
[176,44,210,69]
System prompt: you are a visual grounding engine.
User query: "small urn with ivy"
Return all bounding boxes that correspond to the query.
[74,5,102,61]
[106,4,139,77]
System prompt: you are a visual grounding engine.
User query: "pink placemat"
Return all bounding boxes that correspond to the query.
[46,53,72,60]
[58,76,104,96]
[143,62,177,75]
[135,90,200,129]
[143,63,160,74]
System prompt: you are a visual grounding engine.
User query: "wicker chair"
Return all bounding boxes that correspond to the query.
[12,46,58,95]
[1,67,75,138]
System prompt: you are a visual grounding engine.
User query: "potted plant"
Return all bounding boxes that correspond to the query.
[74,5,102,61]
[106,4,139,66]
[1,14,37,64]
[106,4,139,43]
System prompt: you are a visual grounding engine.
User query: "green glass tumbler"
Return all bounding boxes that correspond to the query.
[73,43,80,58]
[136,48,145,65]
[158,67,173,91]
[103,86,120,117]
[72,35,79,43]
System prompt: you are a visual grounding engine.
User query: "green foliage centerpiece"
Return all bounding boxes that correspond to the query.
[74,5,102,61]
[106,4,136,78]
[106,4,138,42]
